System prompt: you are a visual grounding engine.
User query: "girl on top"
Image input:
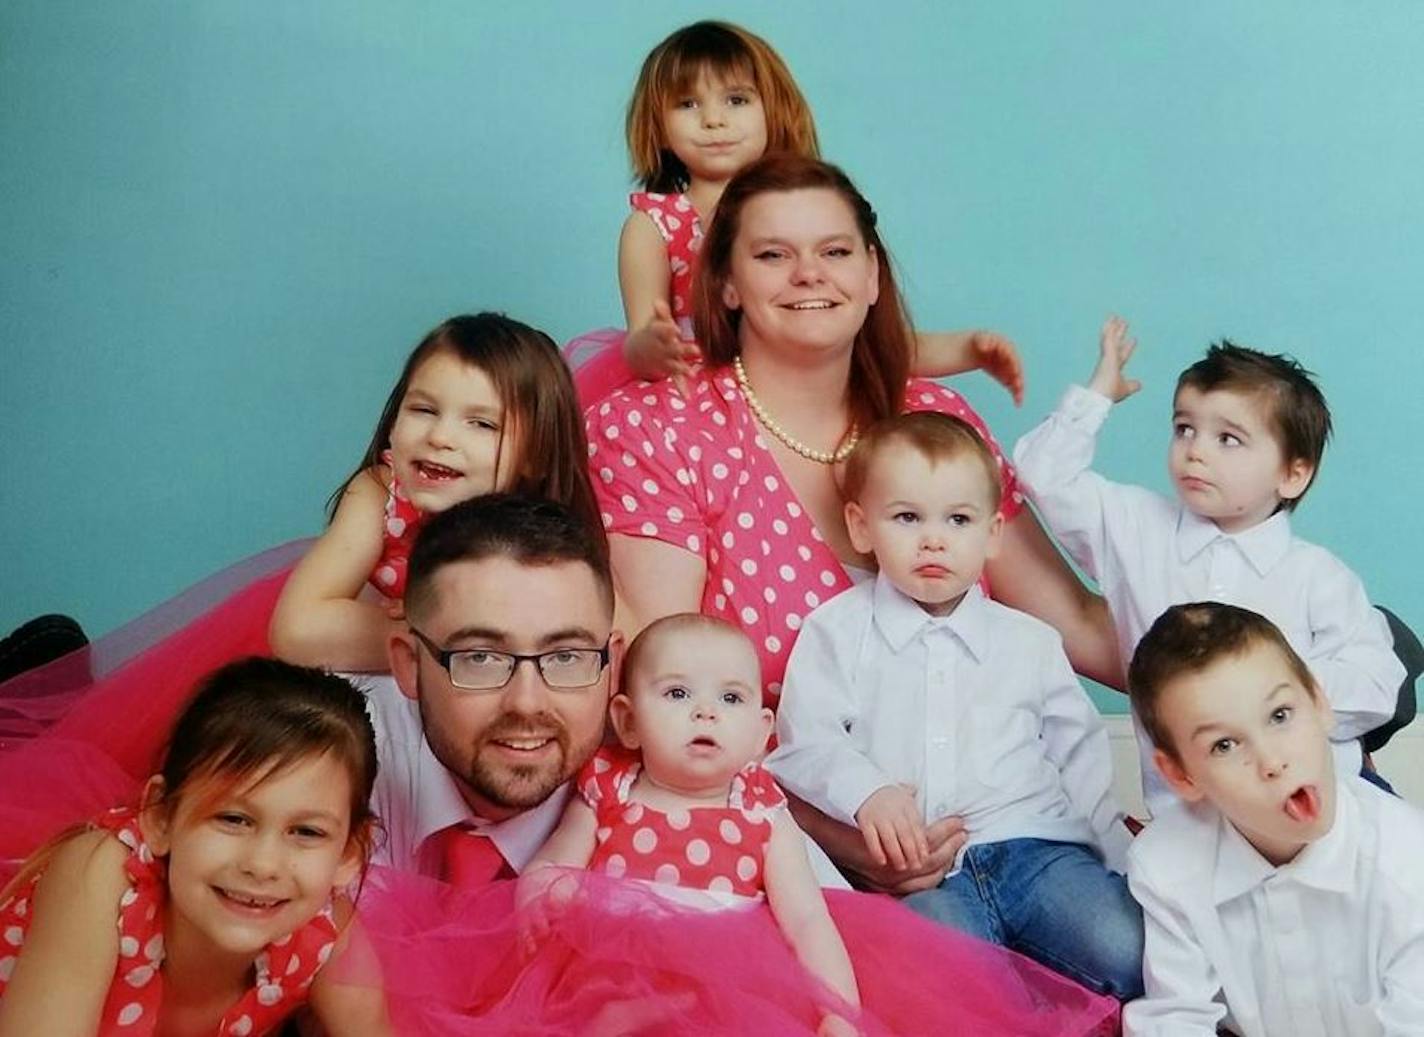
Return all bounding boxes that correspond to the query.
[570,20,1025,405]
[510,614,1117,1036]
[270,312,599,671]
[0,656,390,1037]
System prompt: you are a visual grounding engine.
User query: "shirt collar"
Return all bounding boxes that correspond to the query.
[412,733,572,873]
[1175,507,1292,575]
[870,572,990,661]
[1211,775,1357,903]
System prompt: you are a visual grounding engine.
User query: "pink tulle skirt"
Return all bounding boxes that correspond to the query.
[0,541,306,866]
[564,328,639,409]
[347,868,1119,1036]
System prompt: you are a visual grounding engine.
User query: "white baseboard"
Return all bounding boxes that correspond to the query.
[1105,715,1423,818]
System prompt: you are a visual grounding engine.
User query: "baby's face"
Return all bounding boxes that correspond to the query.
[845,441,1002,616]
[1167,386,1311,533]
[618,627,773,797]
[1154,640,1336,866]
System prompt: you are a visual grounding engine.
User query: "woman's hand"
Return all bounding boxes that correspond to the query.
[1087,315,1141,404]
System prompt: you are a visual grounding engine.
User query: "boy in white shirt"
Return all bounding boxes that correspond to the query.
[1123,602,1424,1036]
[1013,319,1401,810]
[767,412,1144,999]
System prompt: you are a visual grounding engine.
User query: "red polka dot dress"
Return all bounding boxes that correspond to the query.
[367,458,426,600]
[0,810,338,1036]
[586,368,1024,704]
[564,192,705,406]
[580,745,785,899]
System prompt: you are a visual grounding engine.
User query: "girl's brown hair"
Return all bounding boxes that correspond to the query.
[1,657,380,903]
[627,21,819,193]
[331,313,600,535]
[692,154,915,431]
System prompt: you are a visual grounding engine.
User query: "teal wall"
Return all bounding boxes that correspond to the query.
[3,3,1421,715]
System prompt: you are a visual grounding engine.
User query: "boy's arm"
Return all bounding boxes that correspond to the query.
[765,610,897,828]
[1305,558,1405,743]
[1122,862,1228,1037]
[912,330,1024,405]
[763,811,861,1024]
[1011,317,1142,583]
[1037,631,1132,870]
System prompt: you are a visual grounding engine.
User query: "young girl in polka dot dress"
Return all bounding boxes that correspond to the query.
[514,614,1119,1036]
[0,658,389,1037]
[270,312,599,672]
[567,20,1025,405]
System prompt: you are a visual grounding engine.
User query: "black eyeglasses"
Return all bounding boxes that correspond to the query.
[409,627,610,691]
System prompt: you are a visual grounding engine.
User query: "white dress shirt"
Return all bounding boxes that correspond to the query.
[1124,777,1424,1037]
[1013,385,1402,808]
[362,673,568,875]
[766,576,1131,874]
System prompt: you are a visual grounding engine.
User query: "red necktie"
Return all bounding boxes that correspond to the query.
[431,825,515,887]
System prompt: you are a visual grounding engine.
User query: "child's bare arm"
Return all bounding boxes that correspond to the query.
[764,811,861,1031]
[517,796,599,945]
[269,469,399,671]
[0,831,126,1037]
[618,212,700,385]
[307,911,394,1037]
[913,330,1024,405]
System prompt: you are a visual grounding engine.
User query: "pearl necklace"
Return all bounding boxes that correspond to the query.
[733,355,860,465]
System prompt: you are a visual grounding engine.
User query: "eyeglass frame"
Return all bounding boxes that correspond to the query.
[407,627,611,692]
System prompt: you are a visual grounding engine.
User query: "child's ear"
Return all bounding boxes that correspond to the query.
[844,500,873,555]
[137,776,173,855]
[983,511,1005,560]
[1277,457,1315,504]
[333,823,370,890]
[757,707,775,751]
[609,693,640,750]
[1154,748,1205,803]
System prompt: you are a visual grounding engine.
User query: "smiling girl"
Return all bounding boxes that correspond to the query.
[269,312,599,671]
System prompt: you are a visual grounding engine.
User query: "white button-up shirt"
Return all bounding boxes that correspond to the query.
[362,674,567,875]
[765,576,1131,873]
[1013,385,1402,808]
[1124,777,1424,1037]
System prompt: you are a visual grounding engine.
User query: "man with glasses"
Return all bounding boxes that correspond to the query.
[370,493,622,881]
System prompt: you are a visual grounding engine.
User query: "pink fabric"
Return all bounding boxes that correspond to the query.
[0,810,337,1036]
[586,367,1024,703]
[350,866,1118,1035]
[563,191,706,409]
[367,460,425,600]
[580,745,784,898]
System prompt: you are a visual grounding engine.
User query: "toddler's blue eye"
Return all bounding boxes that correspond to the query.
[1209,737,1237,756]
[664,685,689,700]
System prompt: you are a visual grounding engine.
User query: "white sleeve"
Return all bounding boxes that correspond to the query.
[1011,384,1125,582]
[765,607,894,828]
[1037,631,1131,872]
[1305,555,1404,743]
[1122,857,1229,1037]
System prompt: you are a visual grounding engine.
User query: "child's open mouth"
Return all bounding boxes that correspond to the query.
[688,736,720,754]
[1283,784,1320,824]
[215,887,287,914]
[415,460,463,481]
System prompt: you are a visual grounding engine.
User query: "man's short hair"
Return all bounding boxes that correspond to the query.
[1175,342,1331,509]
[842,411,1002,508]
[1127,602,1318,761]
[405,493,613,621]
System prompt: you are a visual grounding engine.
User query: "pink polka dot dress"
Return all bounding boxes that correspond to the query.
[587,366,1024,704]
[0,810,338,1036]
[367,458,427,600]
[580,745,785,899]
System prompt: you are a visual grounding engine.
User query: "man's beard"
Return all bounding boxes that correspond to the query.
[464,712,573,809]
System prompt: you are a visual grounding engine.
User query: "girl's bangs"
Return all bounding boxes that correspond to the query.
[660,46,756,102]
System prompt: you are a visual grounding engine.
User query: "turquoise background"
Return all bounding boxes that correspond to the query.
[3,3,1421,715]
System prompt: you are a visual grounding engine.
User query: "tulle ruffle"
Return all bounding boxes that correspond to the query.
[564,328,639,410]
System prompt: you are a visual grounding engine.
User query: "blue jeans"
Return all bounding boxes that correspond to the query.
[904,838,1144,999]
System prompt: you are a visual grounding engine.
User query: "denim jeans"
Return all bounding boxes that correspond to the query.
[904,837,1144,999]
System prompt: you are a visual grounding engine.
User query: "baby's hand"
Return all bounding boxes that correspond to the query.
[966,330,1025,406]
[1087,316,1142,403]
[855,784,929,871]
[625,299,701,392]
[515,865,579,954]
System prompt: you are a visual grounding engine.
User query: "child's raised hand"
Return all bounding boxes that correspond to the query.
[854,784,929,871]
[625,298,701,393]
[966,330,1025,406]
[1087,315,1142,403]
